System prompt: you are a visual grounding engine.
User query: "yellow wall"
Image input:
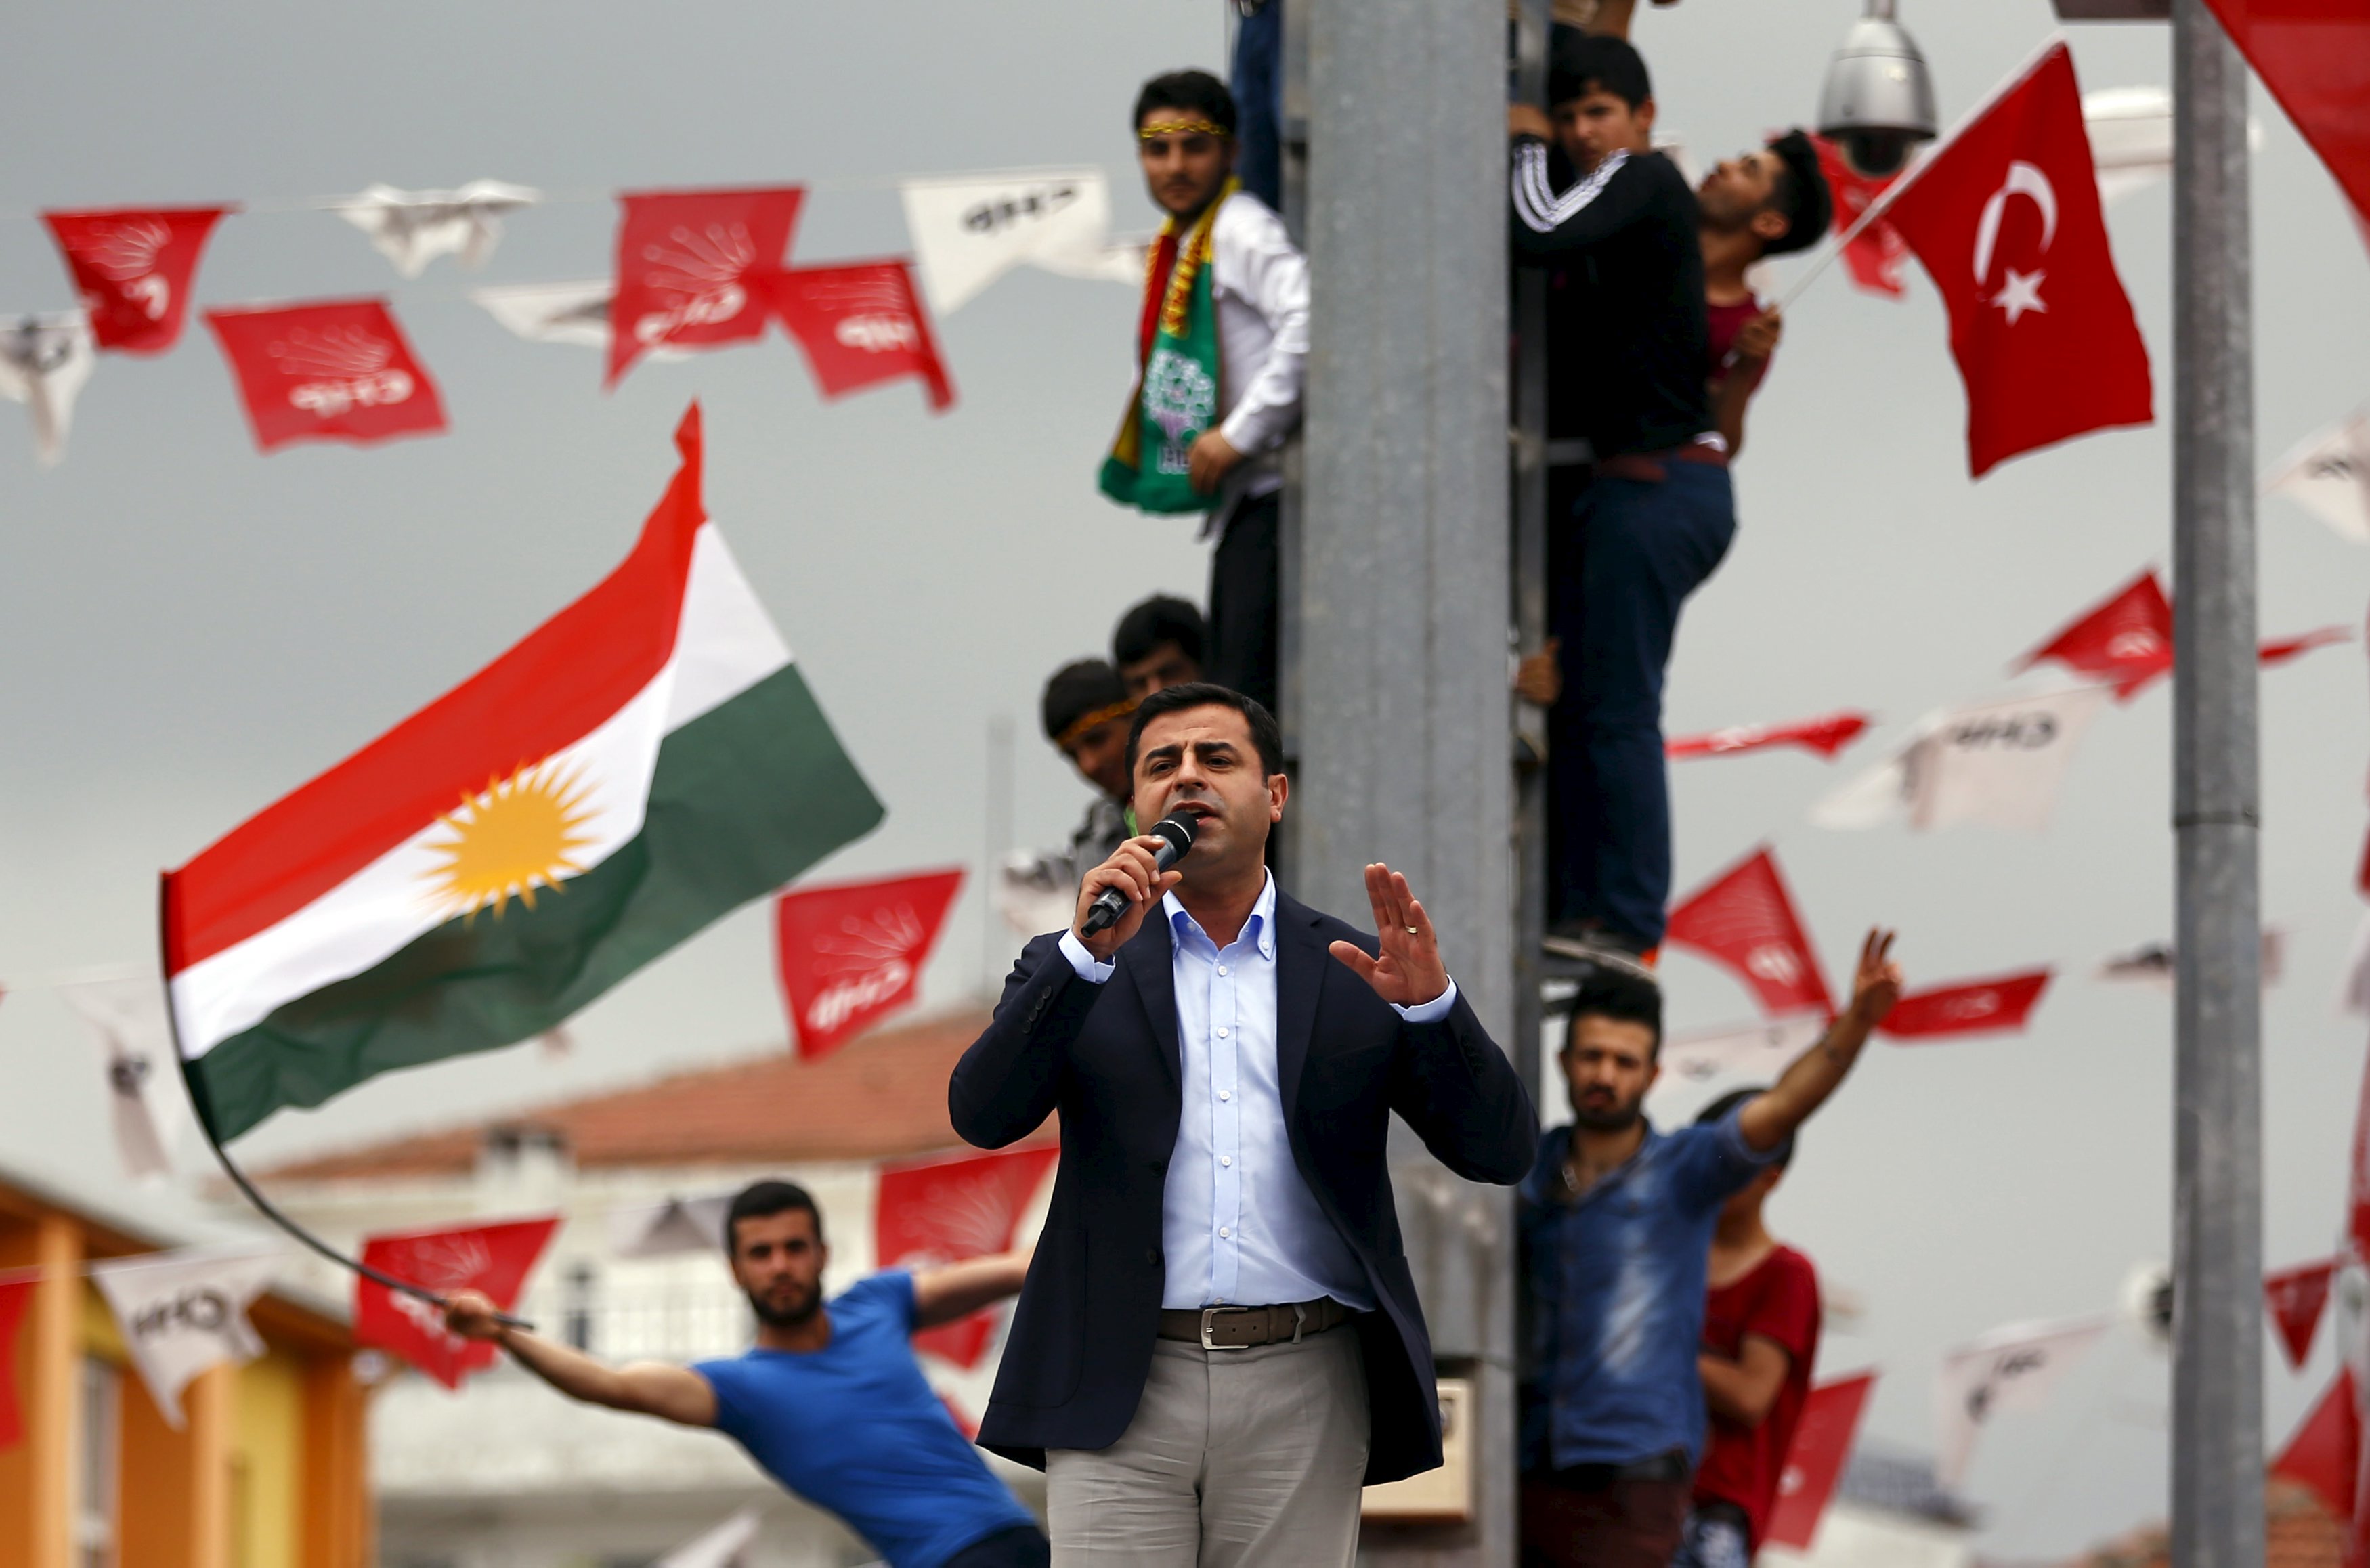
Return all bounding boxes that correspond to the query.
[232,1350,305,1568]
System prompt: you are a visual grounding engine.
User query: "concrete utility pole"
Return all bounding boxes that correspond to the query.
[2168,0,2264,1561]
[1300,0,1519,1560]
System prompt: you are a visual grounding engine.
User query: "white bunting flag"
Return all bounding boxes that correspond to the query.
[656,1508,761,1568]
[899,168,1139,314]
[2264,409,2370,544]
[1658,1017,1826,1084]
[331,181,540,279]
[2083,87,2173,206]
[0,311,97,466]
[1935,1313,2111,1487]
[2342,911,2370,1017]
[1812,687,2112,833]
[470,280,688,359]
[2097,928,2285,990]
[87,1246,279,1428]
[54,974,176,1181]
[994,849,1085,942]
[605,1192,734,1259]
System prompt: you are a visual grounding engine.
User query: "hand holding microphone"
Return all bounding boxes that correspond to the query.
[1074,812,1199,958]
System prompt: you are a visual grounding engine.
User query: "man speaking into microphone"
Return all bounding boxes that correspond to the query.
[950,683,1537,1567]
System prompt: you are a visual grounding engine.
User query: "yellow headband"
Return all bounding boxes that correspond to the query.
[1139,118,1231,141]
[1057,699,1136,752]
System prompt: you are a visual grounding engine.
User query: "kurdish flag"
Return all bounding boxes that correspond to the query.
[163,406,883,1142]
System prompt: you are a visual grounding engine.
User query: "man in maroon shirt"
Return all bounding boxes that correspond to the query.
[1675,1089,1822,1568]
[1694,131,1829,458]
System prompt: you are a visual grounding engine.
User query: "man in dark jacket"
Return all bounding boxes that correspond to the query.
[950,682,1536,1567]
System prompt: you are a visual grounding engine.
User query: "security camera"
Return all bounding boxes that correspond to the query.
[1818,0,1939,178]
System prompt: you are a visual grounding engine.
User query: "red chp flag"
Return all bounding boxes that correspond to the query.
[1811,137,1908,299]
[607,186,804,387]
[2272,1370,2358,1525]
[43,206,229,354]
[0,1275,36,1451]
[770,262,955,411]
[1884,42,2153,477]
[2203,1,2370,246]
[2017,568,2172,699]
[2266,1257,2340,1370]
[355,1217,558,1389]
[1665,847,1832,1018]
[876,1147,1057,1369]
[1668,711,1872,762]
[2261,626,2352,667]
[204,299,446,452]
[1879,969,2050,1040]
[2351,1037,2370,1265]
[1764,1371,1878,1551]
[776,867,965,1060]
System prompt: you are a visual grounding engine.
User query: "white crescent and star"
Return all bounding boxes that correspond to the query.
[1973,160,2059,327]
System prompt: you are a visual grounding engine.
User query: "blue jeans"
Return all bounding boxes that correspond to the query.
[1547,460,1736,948]
[1230,1,1285,213]
[1670,1507,1752,1568]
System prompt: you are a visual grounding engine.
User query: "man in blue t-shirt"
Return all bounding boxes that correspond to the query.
[1518,931,1902,1568]
[445,1179,1046,1568]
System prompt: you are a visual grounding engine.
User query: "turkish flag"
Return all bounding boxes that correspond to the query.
[204,299,446,453]
[1880,969,2051,1040]
[876,1147,1057,1370]
[2017,568,2173,700]
[1810,137,1908,299]
[2350,1043,2370,1267]
[43,207,229,354]
[607,186,804,387]
[1667,710,1872,762]
[1764,1371,1878,1551]
[1665,846,1832,1018]
[1885,42,2153,477]
[2262,626,2352,667]
[355,1216,558,1389]
[0,1274,36,1450]
[2266,1258,2340,1370]
[776,867,966,1060]
[2203,1,2370,246]
[2274,1370,2358,1525]
[769,261,955,412]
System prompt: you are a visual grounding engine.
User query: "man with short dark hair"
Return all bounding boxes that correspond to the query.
[443,1181,1045,1568]
[1508,32,1728,973]
[1695,131,1829,457]
[1675,1091,1822,1568]
[1100,72,1306,716]
[1517,932,1901,1568]
[952,681,1536,1566]
[1111,594,1208,700]
[1041,658,1136,874]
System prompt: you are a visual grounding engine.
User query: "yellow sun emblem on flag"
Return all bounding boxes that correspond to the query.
[424,759,598,921]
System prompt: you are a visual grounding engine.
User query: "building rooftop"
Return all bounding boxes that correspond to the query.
[256,1008,1002,1182]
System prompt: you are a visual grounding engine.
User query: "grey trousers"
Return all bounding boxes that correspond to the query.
[1046,1328,1371,1568]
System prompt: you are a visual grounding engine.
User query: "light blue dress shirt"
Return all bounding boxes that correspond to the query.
[1056,873,1458,1311]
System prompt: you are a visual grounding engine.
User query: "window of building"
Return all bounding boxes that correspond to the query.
[564,1261,599,1353]
[76,1357,119,1568]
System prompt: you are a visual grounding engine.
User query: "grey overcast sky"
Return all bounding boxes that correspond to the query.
[3,2,2366,1556]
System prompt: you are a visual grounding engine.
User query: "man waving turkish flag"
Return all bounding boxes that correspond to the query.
[1885,41,2153,477]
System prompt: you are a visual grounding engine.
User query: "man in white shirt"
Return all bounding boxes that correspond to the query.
[1101,71,1308,718]
[950,683,1537,1566]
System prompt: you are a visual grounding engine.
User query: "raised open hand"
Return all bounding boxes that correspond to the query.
[1329,862,1451,1008]
[1843,928,1903,1026]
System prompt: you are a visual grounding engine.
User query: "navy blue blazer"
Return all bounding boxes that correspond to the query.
[947,888,1537,1484]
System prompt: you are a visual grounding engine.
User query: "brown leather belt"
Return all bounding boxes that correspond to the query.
[1157,1298,1355,1350]
[1595,442,1730,483]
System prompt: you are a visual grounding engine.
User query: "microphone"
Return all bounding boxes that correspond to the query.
[1081,812,1199,936]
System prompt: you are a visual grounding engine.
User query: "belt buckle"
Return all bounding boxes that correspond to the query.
[1199,1305,1253,1351]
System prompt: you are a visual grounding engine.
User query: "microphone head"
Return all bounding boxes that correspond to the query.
[1150,812,1199,858]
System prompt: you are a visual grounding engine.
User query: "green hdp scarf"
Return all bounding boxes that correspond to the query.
[1098,179,1235,515]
